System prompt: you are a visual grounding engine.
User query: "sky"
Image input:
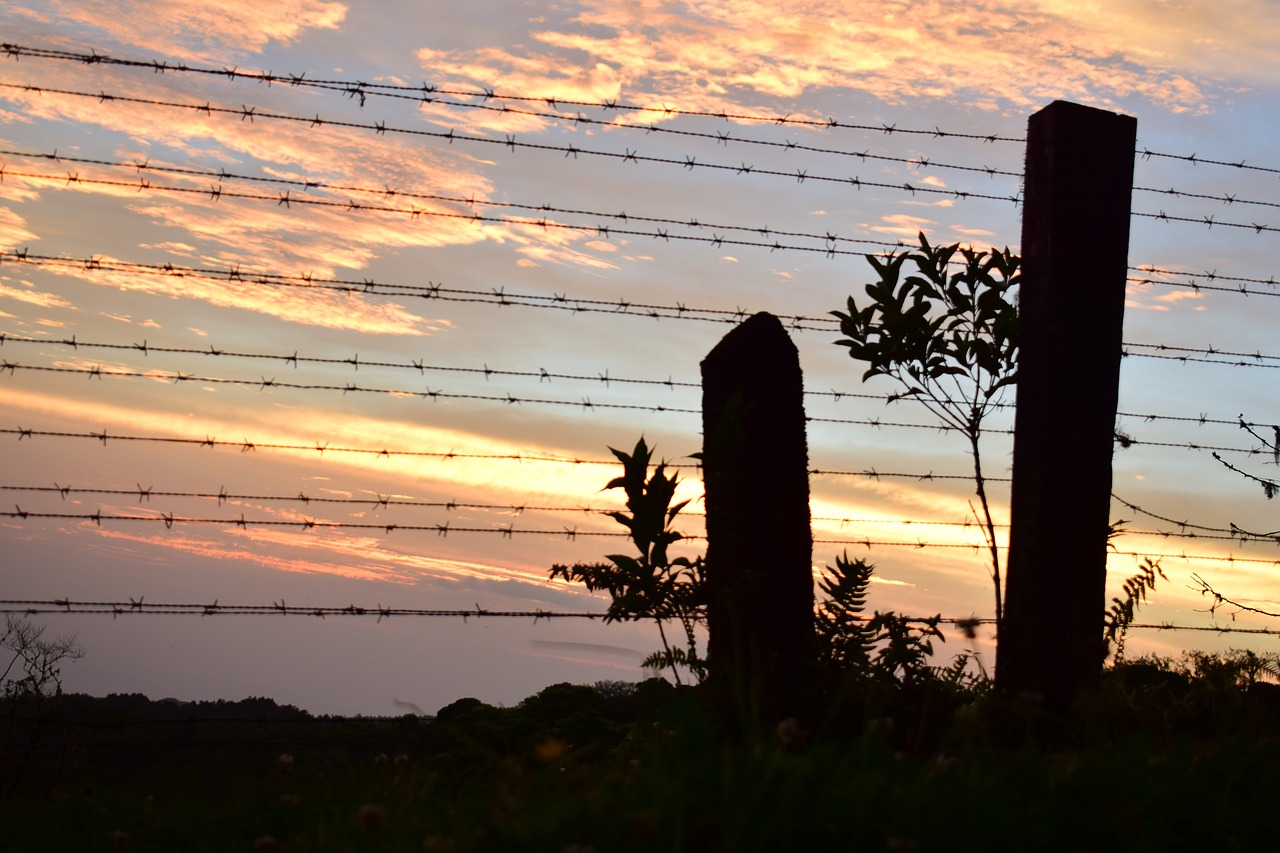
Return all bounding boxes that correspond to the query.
[3,0,1280,716]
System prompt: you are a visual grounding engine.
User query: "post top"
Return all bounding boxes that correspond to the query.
[1034,99,1137,130]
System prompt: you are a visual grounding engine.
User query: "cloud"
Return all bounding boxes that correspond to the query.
[867,212,934,238]
[91,526,563,588]
[49,0,347,62]
[412,0,1221,119]
[0,385,639,512]
[0,77,624,275]
[37,254,444,335]
[0,206,38,246]
[1029,0,1280,89]
[0,281,74,309]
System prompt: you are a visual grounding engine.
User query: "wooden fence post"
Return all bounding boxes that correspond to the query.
[997,100,1137,710]
[701,312,814,726]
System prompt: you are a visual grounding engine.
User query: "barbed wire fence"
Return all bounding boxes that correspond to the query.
[2,39,1280,705]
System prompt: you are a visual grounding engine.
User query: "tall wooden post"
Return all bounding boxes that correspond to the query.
[997,101,1136,709]
[701,312,814,726]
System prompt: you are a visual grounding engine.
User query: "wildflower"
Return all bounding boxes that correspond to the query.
[357,803,387,832]
[534,737,570,762]
[775,717,809,751]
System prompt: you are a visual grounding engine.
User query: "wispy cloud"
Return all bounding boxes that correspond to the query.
[49,0,348,62]
[36,254,445,334]
[0,206,38,245]
[867,212,934,238]
[0,281,73,308]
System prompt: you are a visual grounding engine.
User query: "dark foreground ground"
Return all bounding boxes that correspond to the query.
[4,661,1280,852]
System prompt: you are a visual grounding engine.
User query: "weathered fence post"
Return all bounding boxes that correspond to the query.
[997,100,1137,710]
[701,312,814,726]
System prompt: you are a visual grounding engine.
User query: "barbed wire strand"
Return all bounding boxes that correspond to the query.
[0,42,1026,143]
[0,428,1000,482]
[0,164,888,259]
[0,148,915,253]
[2,598,1274,639]
[7,253,1280,360]
[0,84,1026,207]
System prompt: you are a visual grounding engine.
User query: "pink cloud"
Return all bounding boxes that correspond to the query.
[50,0,347,62]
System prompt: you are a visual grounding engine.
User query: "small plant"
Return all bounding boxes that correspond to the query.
[814,552,878,673]
[815,551,949,687]
[550,438,706,685]
[832,232,1018,627]
[1103,558,1166,665]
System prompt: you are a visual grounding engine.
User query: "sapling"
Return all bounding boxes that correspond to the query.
[832,232,1018,627]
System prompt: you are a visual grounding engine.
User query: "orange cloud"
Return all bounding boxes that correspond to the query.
[414,47,624,133]
[90,525,566,588]
[0,384,666,513]
[0,207,38,247]
[35,254,445,335]
[1029,0,1280,90]
[868,212,934,238]
[49,0,347,62]
[413,0,1216,118]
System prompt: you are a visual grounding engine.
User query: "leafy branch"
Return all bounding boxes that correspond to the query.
[832,232,1018,626]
